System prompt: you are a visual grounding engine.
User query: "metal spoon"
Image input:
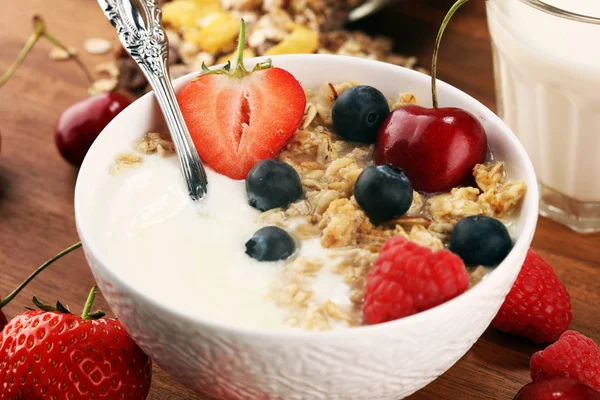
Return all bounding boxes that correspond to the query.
[98,0,208,201]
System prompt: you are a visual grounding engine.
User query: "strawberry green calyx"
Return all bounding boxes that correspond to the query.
[28,286,105,321]
[198,19,272,79]
[81,286,106,321]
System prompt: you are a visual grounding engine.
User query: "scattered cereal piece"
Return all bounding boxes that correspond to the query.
[319,199,368,248]
[49,46,77,61]
[302,103,318,129]
[468,266,487,288]
[409,225,444,250]
[390,93,417,110]
[479,180,527,218]
[84,38,113,55]
[95,61,120,78]
[427,187,483,226]
[474,162,505,192]
[89,78,118,95]
[109,153,143,175]
[135,132,175,155]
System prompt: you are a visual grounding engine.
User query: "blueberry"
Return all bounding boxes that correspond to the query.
[354,165,413,223]
[449,216,513,266]
[245,226,296,262]
[246,159,303,211]
[332,85,390,143]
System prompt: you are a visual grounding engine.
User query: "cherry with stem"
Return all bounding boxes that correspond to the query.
[0,15,92,89]
[374,0,487,193]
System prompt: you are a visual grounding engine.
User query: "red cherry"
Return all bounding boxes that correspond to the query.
[55,92,131,167]
[514,379,600,400]
[374,0,487,192]
[374,105,487,192]
[0,307,7,332]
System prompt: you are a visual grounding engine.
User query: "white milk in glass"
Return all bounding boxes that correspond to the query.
[487,0,600,232]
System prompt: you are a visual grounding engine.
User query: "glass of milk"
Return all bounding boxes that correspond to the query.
[487,0,600,233]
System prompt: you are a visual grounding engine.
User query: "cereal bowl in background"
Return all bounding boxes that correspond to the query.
[75,54,538,400]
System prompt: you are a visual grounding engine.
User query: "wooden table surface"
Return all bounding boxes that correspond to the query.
[1,1,599,399]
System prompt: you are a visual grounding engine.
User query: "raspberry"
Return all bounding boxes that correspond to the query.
[491,249,572,343]
[531,331,600,391]
[362,236,469,324]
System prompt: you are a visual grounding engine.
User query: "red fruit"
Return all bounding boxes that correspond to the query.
[491,249,572,343]
[531,331,600,391]
[0,308,6,332]
[374,0,487,193]
[375,105,487,192]
[0,288,152,399]
[514,379,600,400]
[177,21,305,180]
[55,91,131,167]
[363,236,469,324]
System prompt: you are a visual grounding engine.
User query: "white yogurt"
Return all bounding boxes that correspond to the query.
[93,154,350,330]
[487,0,600,202]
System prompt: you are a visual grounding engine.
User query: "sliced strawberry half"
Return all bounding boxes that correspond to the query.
[177,20,306,180]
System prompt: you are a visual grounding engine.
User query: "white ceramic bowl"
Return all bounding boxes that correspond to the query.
[75,54,539,400]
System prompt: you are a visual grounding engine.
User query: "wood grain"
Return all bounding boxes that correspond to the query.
[1,1,598,399]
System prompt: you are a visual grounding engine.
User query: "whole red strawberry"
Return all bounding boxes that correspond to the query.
[0,287,152,399]
[491,249,572,343]
[178,20,306,180]
[514,379,600,400]
[363,236,469,324]
[530,330,600,391]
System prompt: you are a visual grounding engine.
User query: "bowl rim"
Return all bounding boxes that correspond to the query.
[75,53,539,340]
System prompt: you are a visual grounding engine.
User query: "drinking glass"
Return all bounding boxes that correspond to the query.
[487,0,600,233]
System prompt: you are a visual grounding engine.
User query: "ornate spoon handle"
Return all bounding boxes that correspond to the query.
[98,0,208,201]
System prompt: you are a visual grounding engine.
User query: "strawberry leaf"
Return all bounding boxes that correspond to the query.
[32,296,58,312]
[56,301,70,313]
[86,311,106,320]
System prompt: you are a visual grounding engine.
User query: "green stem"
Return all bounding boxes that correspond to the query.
[43,31,93,84]
[81,286,105,320]
[0,15,93,90]
[81,286,96,320]
[230,19,248,76]
[0,242,82,308]
[0,30,42,89]
[431,0,470,108]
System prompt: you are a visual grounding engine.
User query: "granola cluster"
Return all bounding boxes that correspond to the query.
[110,82,526,331]
[259,82,526,330]
[109,0,424,95]
[109,132,175,175]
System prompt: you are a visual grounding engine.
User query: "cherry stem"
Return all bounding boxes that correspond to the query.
[42,29,94,85]
[431,0,470,108]
[0,242,82,309]
[0,15,93,90]
[230,19,248,76]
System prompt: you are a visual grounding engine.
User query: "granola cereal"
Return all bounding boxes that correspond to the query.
[113,81,526,331]
[257,82,526,330]
[108,0,423,95]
